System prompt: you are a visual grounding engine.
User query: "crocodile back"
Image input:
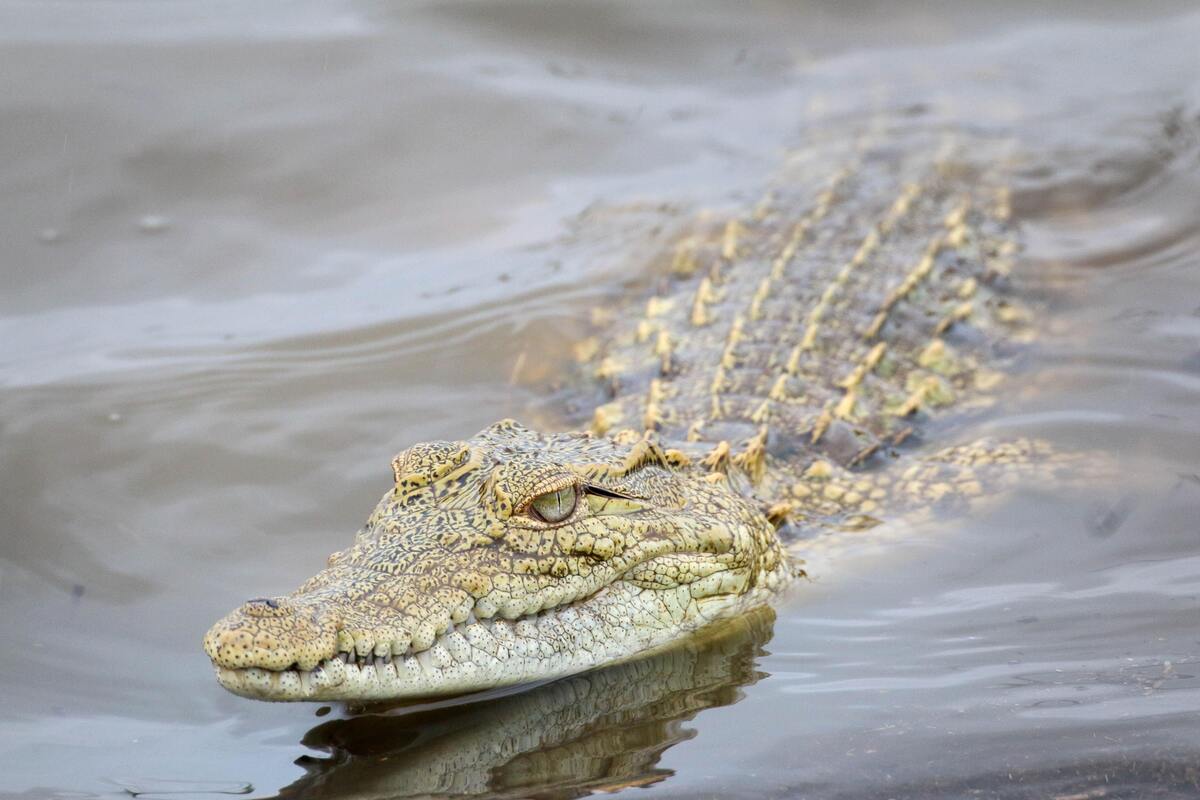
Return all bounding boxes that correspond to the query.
[579,122,1029,516]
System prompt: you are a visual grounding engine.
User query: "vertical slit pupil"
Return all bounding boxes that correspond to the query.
[533,486,577,522]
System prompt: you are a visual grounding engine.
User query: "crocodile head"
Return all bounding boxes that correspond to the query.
[203,419,788,701]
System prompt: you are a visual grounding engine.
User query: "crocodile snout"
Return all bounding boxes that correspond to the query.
[203,596,339,672]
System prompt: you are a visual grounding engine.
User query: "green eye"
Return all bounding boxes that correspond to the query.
[530,486,578,523]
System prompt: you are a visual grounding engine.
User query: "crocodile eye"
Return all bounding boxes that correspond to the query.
[529,486,578,523]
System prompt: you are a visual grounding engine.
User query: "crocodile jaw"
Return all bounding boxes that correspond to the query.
[211,569,788,702]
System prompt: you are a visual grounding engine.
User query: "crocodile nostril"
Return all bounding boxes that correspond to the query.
[247,597,280,609]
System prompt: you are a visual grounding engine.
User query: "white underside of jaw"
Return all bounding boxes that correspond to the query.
[214,568,788,702]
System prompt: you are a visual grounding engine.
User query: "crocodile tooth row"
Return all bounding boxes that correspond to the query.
[326,595,600,670]
[213,574,787,701]
[226,601,586,690]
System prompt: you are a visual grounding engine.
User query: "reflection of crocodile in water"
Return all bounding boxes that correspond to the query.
[205,120,1087,702]
[272,609,773,800]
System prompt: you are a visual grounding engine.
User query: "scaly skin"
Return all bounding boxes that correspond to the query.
[205,122,1045,701]
[206,422,787,700]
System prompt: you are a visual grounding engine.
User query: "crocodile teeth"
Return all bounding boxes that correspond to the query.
[321,657,346,685]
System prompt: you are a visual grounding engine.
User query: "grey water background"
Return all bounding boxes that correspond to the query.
[2,2,1200,798]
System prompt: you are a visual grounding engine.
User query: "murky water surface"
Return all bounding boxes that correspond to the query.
[2,2,1200,798]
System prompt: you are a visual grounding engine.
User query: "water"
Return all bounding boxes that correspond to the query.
[2,2,1199,798]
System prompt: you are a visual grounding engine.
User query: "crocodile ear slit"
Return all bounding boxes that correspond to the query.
[583,483,640,500]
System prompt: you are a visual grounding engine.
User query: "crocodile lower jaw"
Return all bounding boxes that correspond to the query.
[213,573,785,702]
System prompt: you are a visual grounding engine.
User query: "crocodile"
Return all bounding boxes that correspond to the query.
[205,121,1071,702]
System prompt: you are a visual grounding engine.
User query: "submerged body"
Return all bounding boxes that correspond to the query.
[205,123,1038,701]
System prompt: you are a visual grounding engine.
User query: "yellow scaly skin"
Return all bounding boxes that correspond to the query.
[205,122,1055,702]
